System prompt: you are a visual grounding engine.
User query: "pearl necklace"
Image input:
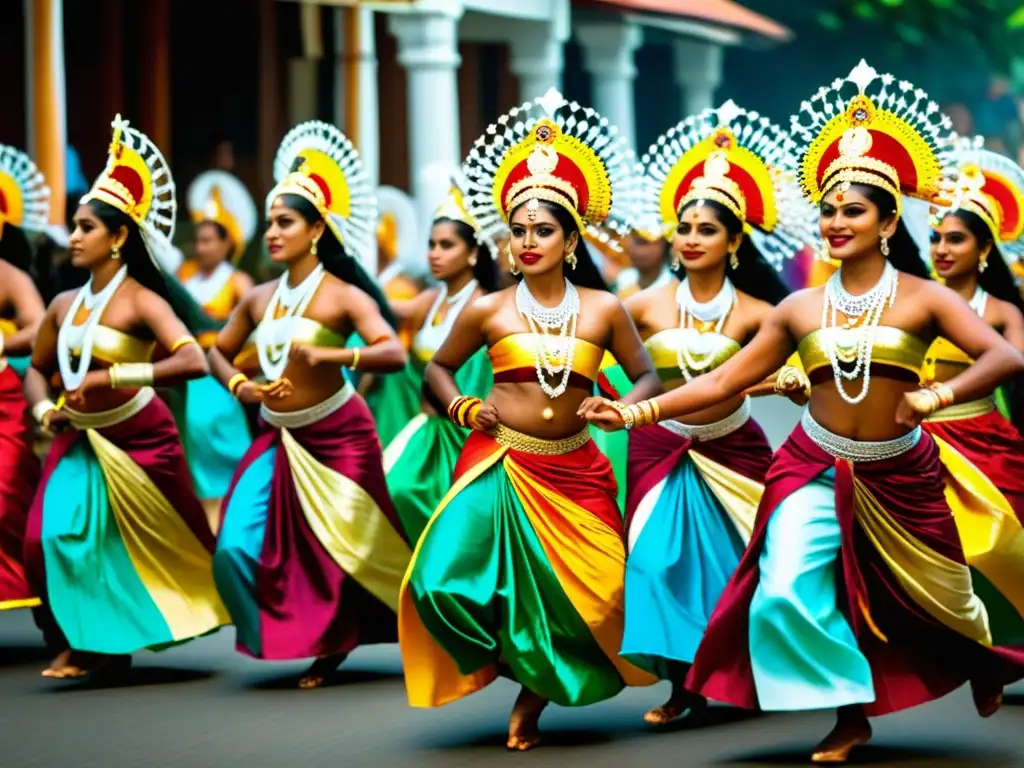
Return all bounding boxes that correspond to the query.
[57,265,130,391]
[821,261,899,405]
[515,278,580,399]
[969,285,988,319]
[256,263,326,381]
[675,277,735,382]
[417,279,478,351]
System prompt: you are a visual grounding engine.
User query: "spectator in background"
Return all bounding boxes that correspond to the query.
[977,76,1023,158]
[944,102,975,137]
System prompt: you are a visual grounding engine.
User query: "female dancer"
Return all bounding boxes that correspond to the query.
[582,61,1024,763]
[383,181,497,543]
[22,116,229,679]
[620,100,814,724]
[399,89,660,751]
[0,144,47,612]
[614,229,674,300]
[210,121,412,689]
[178,171,256,527]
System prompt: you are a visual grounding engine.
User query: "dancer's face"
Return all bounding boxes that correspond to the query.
[672,203,740,273]
[428,220,477,282]
[930,214,989,280]
[265,198,324,264]
[194,222,234,271]
[819,185,897,262]
[508,202,578,278]
[626,231,667,273]
[69,204,127,269]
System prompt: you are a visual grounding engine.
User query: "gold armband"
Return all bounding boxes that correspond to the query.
[170,336,199,354]
[349,348,361,371]
[227,373,249,397]
[929,383,955,409]
[447,395,482,428]
[32,398,58,425]
[109,363,155,389]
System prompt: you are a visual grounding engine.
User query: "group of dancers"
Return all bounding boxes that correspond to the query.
[3,60,1024,763]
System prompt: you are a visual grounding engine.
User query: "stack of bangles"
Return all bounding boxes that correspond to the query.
[448,395,482,428]
[227,373,249,398]
[610,398,660,430]
[109,363,155,389]
[912,382,955,415]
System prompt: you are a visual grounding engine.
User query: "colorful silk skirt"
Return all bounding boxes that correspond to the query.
[0,364,40,610]
[687,409,1024,716]
[621,399,770,677]
[400,425,656,708]
[24,388,229,653]
[923,399,1024,643]
[179,375,250,502]
[214,384,412,659]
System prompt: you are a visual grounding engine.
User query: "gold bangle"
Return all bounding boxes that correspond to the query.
[109,363,154,389]
[32,398,58,425]
[650,398,661,423]
[908,387,942,416]
[929,383,955,409]
[350,348,360,371]
[170,336,199,354]
[448,395,482,427]
[228,373,249,396]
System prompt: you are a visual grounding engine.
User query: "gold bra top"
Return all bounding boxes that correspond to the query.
[69,324,156,365]
[233,316,348,372]
[798,326,928,378]
[489,333,604,387]
[921,337,972,384]
[644,328,741,382]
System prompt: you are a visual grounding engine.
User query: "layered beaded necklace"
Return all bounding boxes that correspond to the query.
[969,284,988,319]
[57,264,130,391]
[256,262,326,381]
[821,261,899,405]
[515,278,580,399]
[675,277,735,382]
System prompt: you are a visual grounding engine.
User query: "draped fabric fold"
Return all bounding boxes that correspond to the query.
[23,397,228,653]
[400,430,655,708]
[177,375,250,502]
[686,425,1024,717]
[0,366,40,610]
[214,394,412,659]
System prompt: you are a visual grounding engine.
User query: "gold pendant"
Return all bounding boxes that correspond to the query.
[542,407,554,421]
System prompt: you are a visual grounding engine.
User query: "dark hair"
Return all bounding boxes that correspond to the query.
[674,199,789,305]
[0,223,33,273]
[196,219,231,242]
[86,199,221,334]
[278,193,398,328]
[851,184,931,279]
[507,199,609,291]
[433,217,500,293]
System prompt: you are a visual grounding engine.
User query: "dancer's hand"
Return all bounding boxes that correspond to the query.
[774,366,811,406]
[290,343,327,367]
[577,398,625,432]
[64,370,109,409]
[235,380,265,406]
[896,389,931,429]
[261,377,294,400]
[471,402,499,431]
[41,409,71,435]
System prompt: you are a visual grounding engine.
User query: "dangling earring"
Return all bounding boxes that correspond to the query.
[671,251,681,270]
[979,255,989,273]
[880,236,890,257]
[311,238,319,258]
[729,250,739,270]
[468,254,478,267]
[816,239,830,262]
[111,243,121,261]
[566,250,577,270]
[508,250,520,276]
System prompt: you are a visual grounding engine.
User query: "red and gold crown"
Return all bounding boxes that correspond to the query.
[188,170,257,262]
[639,100,815,268]
[463,88,638,242]
[0,143,49,239]
[792,60,956,215]
[268,120,376,270]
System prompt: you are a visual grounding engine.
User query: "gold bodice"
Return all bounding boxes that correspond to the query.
[72,325,156,365]
[921,337,972,384]
[489,333,604,383]
[798,326,928,378]
[644,328,741,383]
[234,317,348,372]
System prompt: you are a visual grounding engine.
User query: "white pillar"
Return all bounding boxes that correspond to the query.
[389,11,462,244]
[287,3,322,125]
[509,31,564,103]
[334,7,380,188]
[575,21,642,155]
[674,39,724,117]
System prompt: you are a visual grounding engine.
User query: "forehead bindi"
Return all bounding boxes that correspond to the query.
[510,207,558,227]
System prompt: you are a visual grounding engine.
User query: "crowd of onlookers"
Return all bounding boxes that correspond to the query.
[946,75,1024,164]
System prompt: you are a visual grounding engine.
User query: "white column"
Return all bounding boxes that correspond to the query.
[575,21,642,155]
[389,11,462,243]
[509,30,564,103]
[287,3,322,125]
[334,7,380,188]
[674,39,724,117]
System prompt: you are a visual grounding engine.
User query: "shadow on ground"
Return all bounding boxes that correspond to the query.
[720,743,1017,766]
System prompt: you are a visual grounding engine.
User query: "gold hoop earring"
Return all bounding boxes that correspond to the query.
[111,244,121,260]
[880,236,890,257]
[566,251,577,270]
[508,250,520,276]
[311,238,319,258]
[979,255,989,273]
[729,250,739,270]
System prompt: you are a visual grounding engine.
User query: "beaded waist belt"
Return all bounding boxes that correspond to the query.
[490,423,591,455]
[658,397,750,442]
[65,387,155,430]
[261,382,354,429]
[801,408,920,463]
[924,396,995,423]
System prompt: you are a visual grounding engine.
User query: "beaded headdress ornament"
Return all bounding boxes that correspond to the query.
[188,170,257,263]
[0,144,49,238]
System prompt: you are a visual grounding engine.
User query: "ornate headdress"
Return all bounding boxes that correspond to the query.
[463,87,639,242]
[640,99,815,268]
[0,144,49,238]
[432,168,499,261]
[187,170,257,262]
[938,137,1024,261]
[267,120,376,270]
[81,114,177,266]
[791,60,957,215]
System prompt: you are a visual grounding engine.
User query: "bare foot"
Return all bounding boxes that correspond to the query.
[41,649,78,679]
[507,687,548,751]
[644,692,707,725]
[811,711,872,764]
[298,653,347,689]
[971,678,1003,718]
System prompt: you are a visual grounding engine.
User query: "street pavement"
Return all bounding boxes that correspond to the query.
[2,610,1023,768]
